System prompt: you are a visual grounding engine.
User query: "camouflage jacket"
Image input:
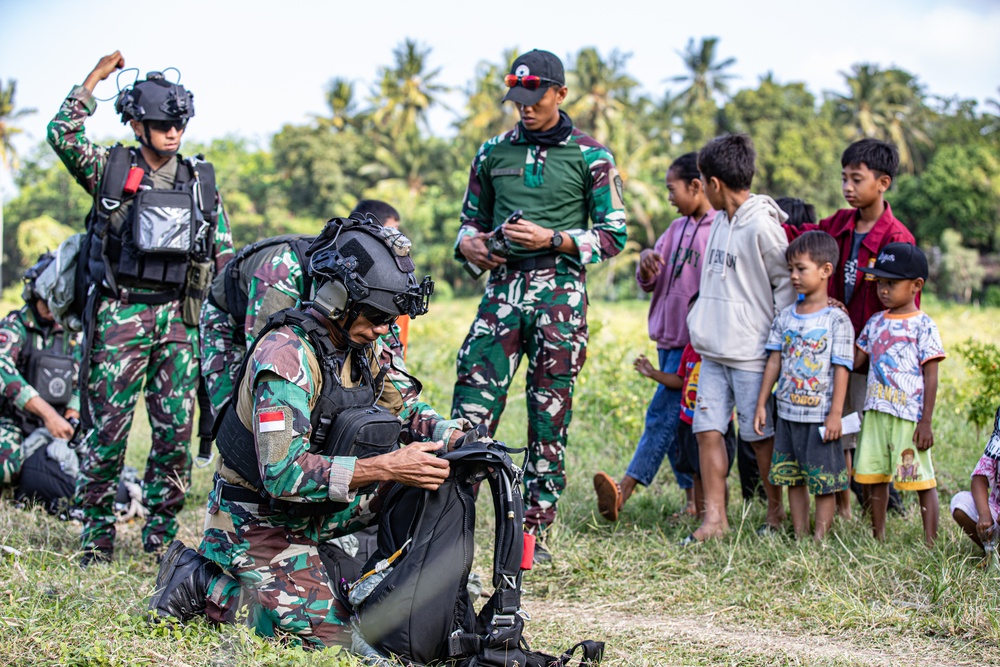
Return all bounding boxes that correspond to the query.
[46,85,234,273]
[220,318,468,504]
[454,122,627,264]
[0,307,82,417]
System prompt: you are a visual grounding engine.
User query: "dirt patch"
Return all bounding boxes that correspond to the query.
[527,599,976,667]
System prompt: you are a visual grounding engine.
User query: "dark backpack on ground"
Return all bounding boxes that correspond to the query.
[348,436,604,666]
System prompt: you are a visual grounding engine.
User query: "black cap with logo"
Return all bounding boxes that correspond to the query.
[502,50,566,106]
[859,242,929,281]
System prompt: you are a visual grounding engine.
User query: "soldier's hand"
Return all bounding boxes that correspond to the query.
[45,413,75,441]
[380,441,450,490]
[459,233,506,270]
[84,51,125,92]
[64,408,81,422]
[502,218,549,251]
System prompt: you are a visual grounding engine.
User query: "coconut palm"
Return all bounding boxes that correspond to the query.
[669,37,737,109]
[318,77,359,131]
[370,39,449,140]
[565,47,639,146]
[455,49,520,147]
[829,63,933,173]
[1,78,37,285]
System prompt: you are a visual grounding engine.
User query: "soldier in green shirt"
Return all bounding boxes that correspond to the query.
[452,50,627,560]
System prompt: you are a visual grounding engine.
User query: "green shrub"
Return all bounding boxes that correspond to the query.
[956,339,1000,433]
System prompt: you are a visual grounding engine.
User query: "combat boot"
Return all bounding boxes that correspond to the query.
[148,540,219,623]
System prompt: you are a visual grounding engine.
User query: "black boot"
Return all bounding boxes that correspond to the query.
[148,540,219,623]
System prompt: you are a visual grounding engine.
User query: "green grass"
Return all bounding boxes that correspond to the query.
[2,296,999,666]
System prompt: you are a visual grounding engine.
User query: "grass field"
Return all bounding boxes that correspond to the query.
[1,294,999,666]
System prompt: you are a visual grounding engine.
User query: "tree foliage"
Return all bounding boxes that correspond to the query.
[1,39,997,301]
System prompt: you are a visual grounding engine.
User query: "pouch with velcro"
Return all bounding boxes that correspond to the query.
[133,189,196,255]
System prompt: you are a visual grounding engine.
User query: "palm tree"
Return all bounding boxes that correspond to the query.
[829,63,933,173]
[318,77,359,131]
[669,37,737,109]
[565,48,639,146]
[455,49,520,145]
[0,78,37,285]
[370,39,449,140]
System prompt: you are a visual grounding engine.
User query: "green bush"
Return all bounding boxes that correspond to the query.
[955,339,1000,433]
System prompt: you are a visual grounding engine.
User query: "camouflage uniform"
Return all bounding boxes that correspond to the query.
[48,85,234,555]
[0,307,81,486]
[452,119,626,531]
[201,242,411,416]
[199,320,468,648]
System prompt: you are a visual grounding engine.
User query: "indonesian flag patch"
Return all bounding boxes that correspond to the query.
[258,408,287,434]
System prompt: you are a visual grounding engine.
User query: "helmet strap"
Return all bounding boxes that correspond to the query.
[139,122,180,158]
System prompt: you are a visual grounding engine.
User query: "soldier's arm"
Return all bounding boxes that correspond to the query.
[0,316,38,409]
[46,51,125,196]
[211,192,234,272]
[455,140,497,260]
[562,142,628,264]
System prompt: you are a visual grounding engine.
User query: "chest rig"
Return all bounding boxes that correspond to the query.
[214,309,402,517]
[7,309,75,432]
[86,144,216,301]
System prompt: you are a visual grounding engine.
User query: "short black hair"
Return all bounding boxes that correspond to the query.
[698,134,756,191]
[350,199,400,225]
[841,139,899,182]
[668,152,700,184]
[786,230,839,267]
[775,197,817,228]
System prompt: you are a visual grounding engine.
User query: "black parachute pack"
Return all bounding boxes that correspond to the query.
[348,435,605,667]
[214,308,402,517]
[207,233,316,333]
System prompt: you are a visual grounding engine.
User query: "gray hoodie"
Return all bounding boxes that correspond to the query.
[686,194,795,372]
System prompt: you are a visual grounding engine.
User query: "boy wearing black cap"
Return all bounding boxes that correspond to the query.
[452,49,627,560]
[854,242,945,545]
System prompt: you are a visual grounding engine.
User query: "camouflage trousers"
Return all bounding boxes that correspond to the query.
[78,296,198,555]
[0,417,26,486]
[199,300,244,417]
[199,481,387,648]
[451,263,588,531]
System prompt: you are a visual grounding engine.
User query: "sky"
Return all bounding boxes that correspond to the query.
[2,0,999,161]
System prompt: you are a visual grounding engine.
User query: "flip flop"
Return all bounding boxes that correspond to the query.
[593,471,622,522]
[679,533,701,547]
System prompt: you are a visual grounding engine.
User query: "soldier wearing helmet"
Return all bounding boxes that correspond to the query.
[149,215,471,649]
[47,50,234,566]
[0,254,81,490]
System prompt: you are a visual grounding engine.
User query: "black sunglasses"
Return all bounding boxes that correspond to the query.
[146,119,187,133]
[359,305,398,327]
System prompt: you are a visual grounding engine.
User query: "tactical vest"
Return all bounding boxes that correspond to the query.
[215,309,402,517]
[207,234,315,345]
[86,144,217,302]
[6,310,76,433]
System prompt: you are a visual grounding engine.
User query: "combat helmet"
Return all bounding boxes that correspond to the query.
[21,252,55,306]
[115,71,194,156]
[306,214,433,333]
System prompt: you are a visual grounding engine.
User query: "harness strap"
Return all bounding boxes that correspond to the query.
[100,286,182,305]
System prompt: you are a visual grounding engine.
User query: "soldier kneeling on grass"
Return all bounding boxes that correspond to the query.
[0,254,82,512]
[149,214,472,649]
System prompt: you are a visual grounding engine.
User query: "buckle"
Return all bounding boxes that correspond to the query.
[100,197,121,211]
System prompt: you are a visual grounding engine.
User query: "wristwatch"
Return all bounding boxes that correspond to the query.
[550,231,564,249]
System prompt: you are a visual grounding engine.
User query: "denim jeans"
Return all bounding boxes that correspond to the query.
[625,347,693,489]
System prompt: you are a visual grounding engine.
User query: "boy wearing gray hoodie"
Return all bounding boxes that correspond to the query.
[685,134,795,543]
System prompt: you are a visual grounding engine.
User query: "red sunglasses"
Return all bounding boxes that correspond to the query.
[504,74,561,90]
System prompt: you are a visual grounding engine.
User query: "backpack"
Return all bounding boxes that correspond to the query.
[33,232,87,333]
[348,435,605,667]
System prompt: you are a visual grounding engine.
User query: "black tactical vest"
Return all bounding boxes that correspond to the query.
[86,145,216,299]
[7,309,76,433]
[215,309,402,517]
